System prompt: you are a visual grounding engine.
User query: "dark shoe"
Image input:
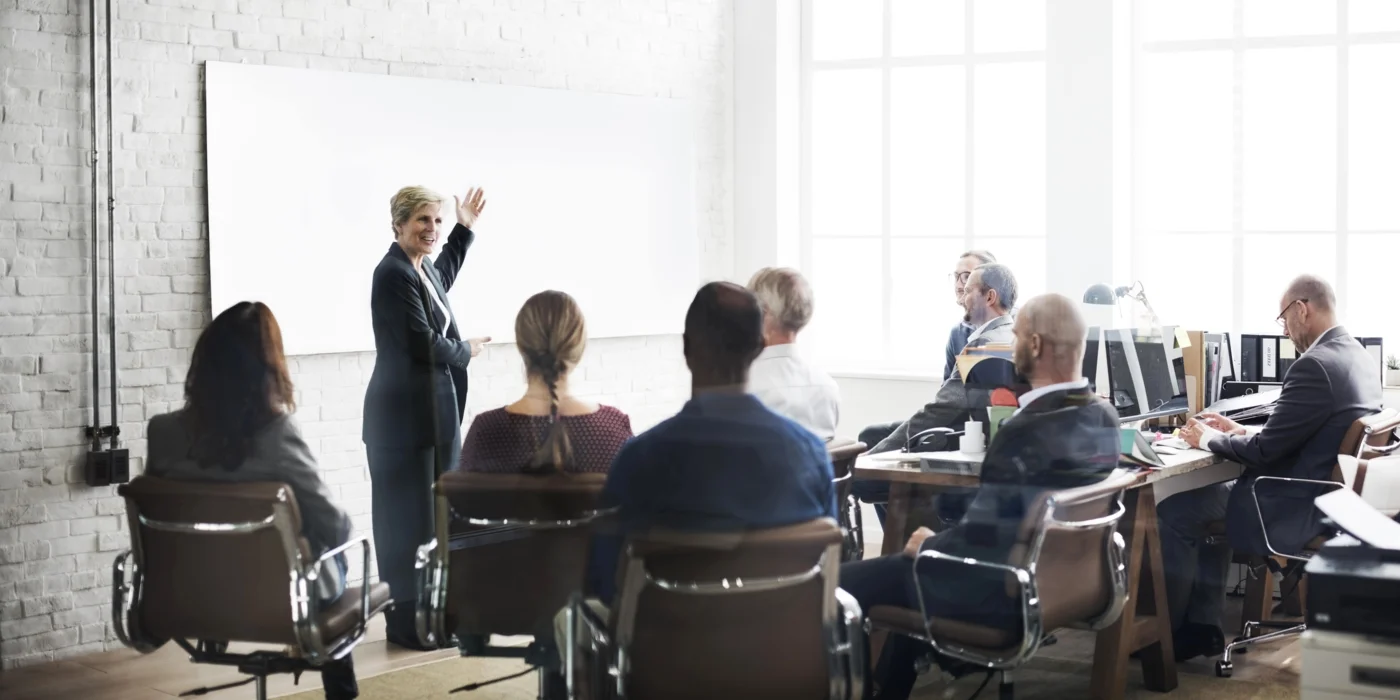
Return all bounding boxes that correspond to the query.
[384,604,436,651]
[1172,623,1225,662]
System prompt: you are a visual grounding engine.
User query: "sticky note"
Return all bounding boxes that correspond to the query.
[1175,327,1192,349]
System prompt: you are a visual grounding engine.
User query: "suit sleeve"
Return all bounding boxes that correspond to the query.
[872,373,980,453]
[379,266,473,369]
[432,223,474,292]
[1210,355,1333,470]
[276,419,352,554]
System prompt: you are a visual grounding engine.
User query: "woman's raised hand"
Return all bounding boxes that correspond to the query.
[454,188,487,229]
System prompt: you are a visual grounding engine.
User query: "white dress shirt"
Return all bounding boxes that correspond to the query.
[748,344,841,441]
[1015,377,1090,415]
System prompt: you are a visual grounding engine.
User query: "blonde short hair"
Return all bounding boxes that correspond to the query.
[389,186,445,236]
[747,267,815,334]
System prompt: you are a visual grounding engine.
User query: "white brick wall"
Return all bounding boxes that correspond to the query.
[0,0,733,668]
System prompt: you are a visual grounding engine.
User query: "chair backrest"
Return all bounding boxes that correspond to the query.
[1007,470,1137,634]
[1338,408,1400,460]
[610,518,843,700]
[119,476,308,645]
[1336,455,1400,517]
[436,471,607,638]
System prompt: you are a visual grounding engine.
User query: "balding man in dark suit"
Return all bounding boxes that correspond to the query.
[1164,275,1383,661]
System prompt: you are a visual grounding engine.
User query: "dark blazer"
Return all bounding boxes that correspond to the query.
[1214,326,1382,556]
[362,224,475,448]
[146,410,351,600]
[914,385,1121,630]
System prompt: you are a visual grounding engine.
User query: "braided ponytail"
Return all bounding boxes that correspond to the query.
[517,291,586,474]
[525,360,574,474]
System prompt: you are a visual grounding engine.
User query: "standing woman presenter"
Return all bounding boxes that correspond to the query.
[363,186,489,649]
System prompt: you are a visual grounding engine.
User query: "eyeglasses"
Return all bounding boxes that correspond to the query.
[949,271,972,284]
[1276,298,1307,328]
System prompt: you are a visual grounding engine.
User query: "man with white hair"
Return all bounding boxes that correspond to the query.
[746,267,841,441]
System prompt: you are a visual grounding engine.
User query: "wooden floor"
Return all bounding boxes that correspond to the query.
[0,506,1300,699]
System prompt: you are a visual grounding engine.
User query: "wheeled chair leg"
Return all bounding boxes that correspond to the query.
[999,670,1013,700]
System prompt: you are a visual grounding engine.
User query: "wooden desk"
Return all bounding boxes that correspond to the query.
[854,448,1234,700]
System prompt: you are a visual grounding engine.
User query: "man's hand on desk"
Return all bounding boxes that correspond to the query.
[1180,417,1226,450]
[1196,412,1246,436]
[903,527,936,558]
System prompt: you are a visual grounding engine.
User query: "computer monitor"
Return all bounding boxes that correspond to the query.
[1104,328,1188,422]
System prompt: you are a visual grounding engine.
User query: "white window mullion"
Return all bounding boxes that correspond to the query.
[1336,0,1350,321]
[880,0,894,366]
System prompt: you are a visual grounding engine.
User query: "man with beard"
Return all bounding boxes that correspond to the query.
[838,294,1121,699]
[1163,274,1381,661]
[853,262,1019,528]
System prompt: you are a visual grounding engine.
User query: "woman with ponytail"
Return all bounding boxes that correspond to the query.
[459,291,633,474]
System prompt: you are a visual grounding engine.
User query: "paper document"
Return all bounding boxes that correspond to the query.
[1315,489,1400,550]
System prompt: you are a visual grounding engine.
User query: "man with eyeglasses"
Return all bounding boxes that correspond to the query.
[1156,275,1381,662]
[944,250,998,380]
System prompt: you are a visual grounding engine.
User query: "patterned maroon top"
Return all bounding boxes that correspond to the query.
[459,405,634,474]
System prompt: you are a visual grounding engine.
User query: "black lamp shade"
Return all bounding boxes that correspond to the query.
[1083,284,1116,305]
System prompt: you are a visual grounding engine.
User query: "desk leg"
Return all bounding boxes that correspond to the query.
[880,483,912,556]
[1091,487,1178,699]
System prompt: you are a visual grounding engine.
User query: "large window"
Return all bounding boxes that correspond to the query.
[801,0,1047,373]
[1133,0,1400,348]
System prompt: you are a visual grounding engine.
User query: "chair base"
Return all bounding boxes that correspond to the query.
[1215,620,1306,678]
[172,638,336,698]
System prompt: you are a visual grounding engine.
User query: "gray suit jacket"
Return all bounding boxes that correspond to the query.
[873,314,1016,454]
[146,410,352,595]
[1213,326,1383,555]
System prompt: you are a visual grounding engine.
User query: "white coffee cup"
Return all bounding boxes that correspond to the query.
[962,421,985,454]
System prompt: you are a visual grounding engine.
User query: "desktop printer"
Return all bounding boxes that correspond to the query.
[1306,489,1400,641]
[1306,535,1400,640]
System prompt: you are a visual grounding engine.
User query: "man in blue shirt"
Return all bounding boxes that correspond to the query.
[587,281,838,602]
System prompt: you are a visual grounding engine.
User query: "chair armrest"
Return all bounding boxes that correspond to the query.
[834,587,865,700]
[1248,476,1343,562]
[912,548,1041,667]
[302,536,374,654]
[564,593,614,700]
[1369,441,1400,456]
[414,538,445,648]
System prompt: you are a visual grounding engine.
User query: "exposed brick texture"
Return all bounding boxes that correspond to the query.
[0,0,733,668]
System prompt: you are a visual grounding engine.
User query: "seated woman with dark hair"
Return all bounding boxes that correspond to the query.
[460,290,633,474]
[144,302,360,700]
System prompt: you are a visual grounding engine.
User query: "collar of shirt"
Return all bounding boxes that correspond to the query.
[756,343,799,361]
[1304,325,1343,356]
[1016,378,1090,412]
[968,313,1010,344]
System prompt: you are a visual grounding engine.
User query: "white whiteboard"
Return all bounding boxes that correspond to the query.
[206,62,698,356]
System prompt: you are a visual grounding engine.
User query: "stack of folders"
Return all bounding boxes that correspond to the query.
[956,344,1015,383]
[1203,388,1282,423]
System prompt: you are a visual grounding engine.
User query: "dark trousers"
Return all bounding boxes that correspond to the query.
[320,655,358,700]
[855,422,903,526]
[1157,482,1233,632]
[840,555,924,699]
[366,438,460,639]
[842,553,1019,699]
